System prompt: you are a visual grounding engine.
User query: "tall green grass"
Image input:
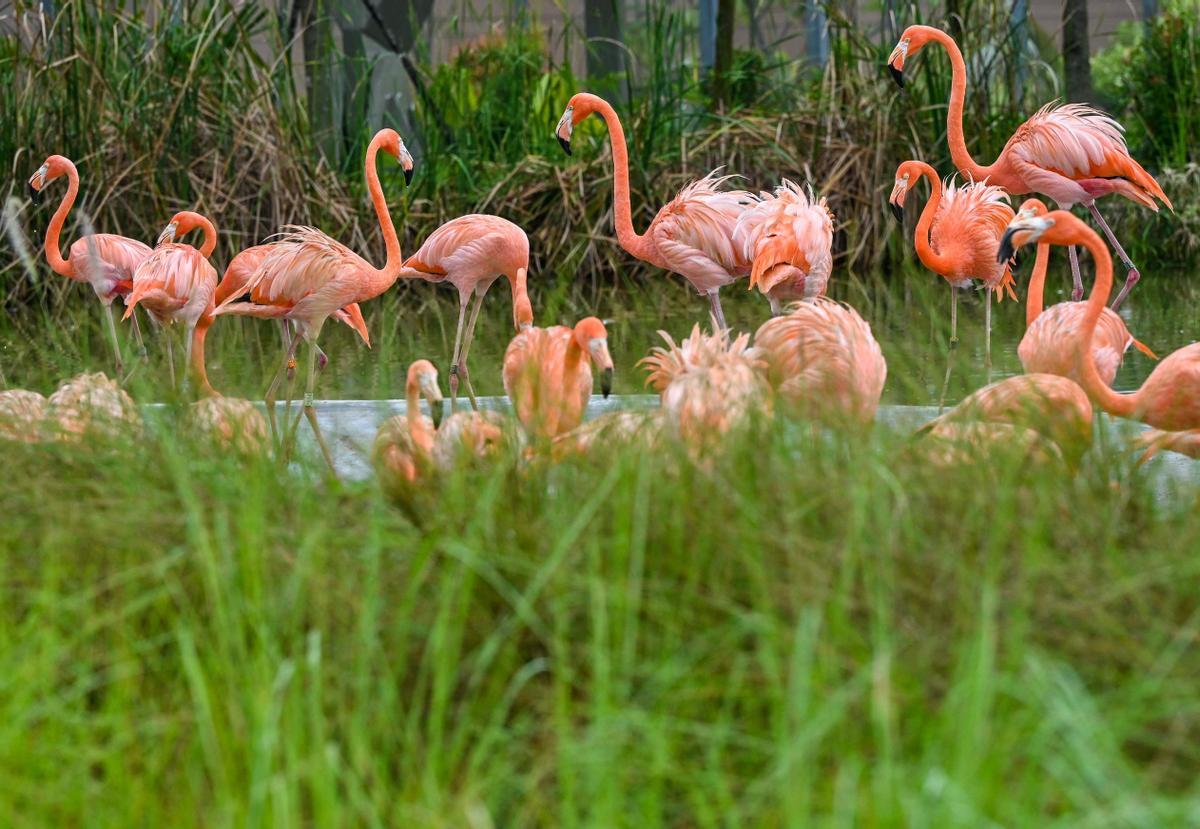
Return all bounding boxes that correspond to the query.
[1,410,1199,825]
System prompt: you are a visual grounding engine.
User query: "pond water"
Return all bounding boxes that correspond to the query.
[2,260,1197,409]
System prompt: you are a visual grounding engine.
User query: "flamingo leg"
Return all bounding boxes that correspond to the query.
[285,342,329,440]
[300,339,337,473]
[949,285,958,347]
[706,289,728,333]
[448,296,470,413]
[457,291,487,412]
[1068,246,1084,302]
[103,304,126,381]
[984,288,993,381]
[164,327,177,392]
[280,320,298,382]
[1087,203,1140,310]
[265,328,303,443]
[130,309,148,361]
[181,322,195,396]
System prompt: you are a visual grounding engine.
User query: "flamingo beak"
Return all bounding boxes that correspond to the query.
[156,222,178,247]
[890,201,904,223]
[398,143,415,185]
[431,397,444,429]
[28,181,42,206]
[887,40,908,88]
[555,106,574,155]
[997,229,1018,265]
[888,63,905,88]
[888,179,908,223]
[601,366,613,398]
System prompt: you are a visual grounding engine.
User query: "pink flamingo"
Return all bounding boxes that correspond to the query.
[1134,429,1200,463]
[641,325,770,451]
[999,210,1200,433]
[398,214,530,411]
[1008,198,1156,386]
[373,360,445,497]
[189,397,271,456]
[502,317,614,440]
[213,128,414,467]
[0,390,47,443]
[889,160,1016,358]
[556,93,753,330]
[734,180,834,315]
[888,25,1171,309]
[752,298,887,429]
[123,211,218,395]
[920,373,1095,467]
[28,155,152,376]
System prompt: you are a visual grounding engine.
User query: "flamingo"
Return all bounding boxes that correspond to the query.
[213,128,414,468]
[640,325,770,452]
[551,410,660,459]
[887,25,1171,309]
[921,421,1067,469]
[0,390,47,443]
[372,360,445,497]
[189,397,271,455]
[123,211,218,396]
[502,317,614,440]
[734,180,835,315]
[889,160,1016,358]
[998,210,1200,433]
[555,93,754,330]
[46,372,142,440]
[189,240,372,395]
[1134,429,1200,463]
[397,214,530,411]
[27,155,152,377]
[919,373,1095,467]
[1013,198,1156,386]
[752,298,887,429]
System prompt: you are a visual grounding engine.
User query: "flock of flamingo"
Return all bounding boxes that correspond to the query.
[4,24,1200,491]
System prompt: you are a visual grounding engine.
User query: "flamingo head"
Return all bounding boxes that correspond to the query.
[574,316,613,398]
[556,93,603,156]
[27,155,69,206]
[888,161,921,223]
[157,211,202,246]
[997,211,1060,264]
[407,359,444,428]
[378,128,415,185]
[512,268,534,332]
[888,25,940,88]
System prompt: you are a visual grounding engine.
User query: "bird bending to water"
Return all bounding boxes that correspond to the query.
[888,25,1170,309]
[28,155,151,377]
[556,93,754,330]
[398,214,530,411]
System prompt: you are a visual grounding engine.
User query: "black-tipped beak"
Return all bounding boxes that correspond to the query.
[431,398,444,429]
[890,202,904,224]
[888,64,905,89]
[557,135,572,156]
[403,167,414,186]
[997,228,1018,265]
[28,182,42,206]
[601,367,613,398]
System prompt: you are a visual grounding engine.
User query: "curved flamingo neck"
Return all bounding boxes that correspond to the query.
[365,135,404,286]
[927,29,993,183]
[406,378,434,451]
[45,162,79,278]
[1025,243,1050,326]
[195,216,218,258]
[580,95,651,260]
[1075,227,1137,417]
[910,163,953,276]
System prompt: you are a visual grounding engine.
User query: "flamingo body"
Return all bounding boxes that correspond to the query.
[46,372,141,439]
[0,390,48,443]
[189,397,270,455]
[641,325,770,449]
[1020,303,1147,386]
[753,298,887,428]
[125,243,217,328]
[401,214,529,300]
[62,235,153,303]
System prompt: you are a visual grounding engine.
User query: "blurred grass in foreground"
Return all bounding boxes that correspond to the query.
[1,407,1199,825]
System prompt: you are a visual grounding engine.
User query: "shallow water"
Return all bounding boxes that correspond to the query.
[3,262,1197,409]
